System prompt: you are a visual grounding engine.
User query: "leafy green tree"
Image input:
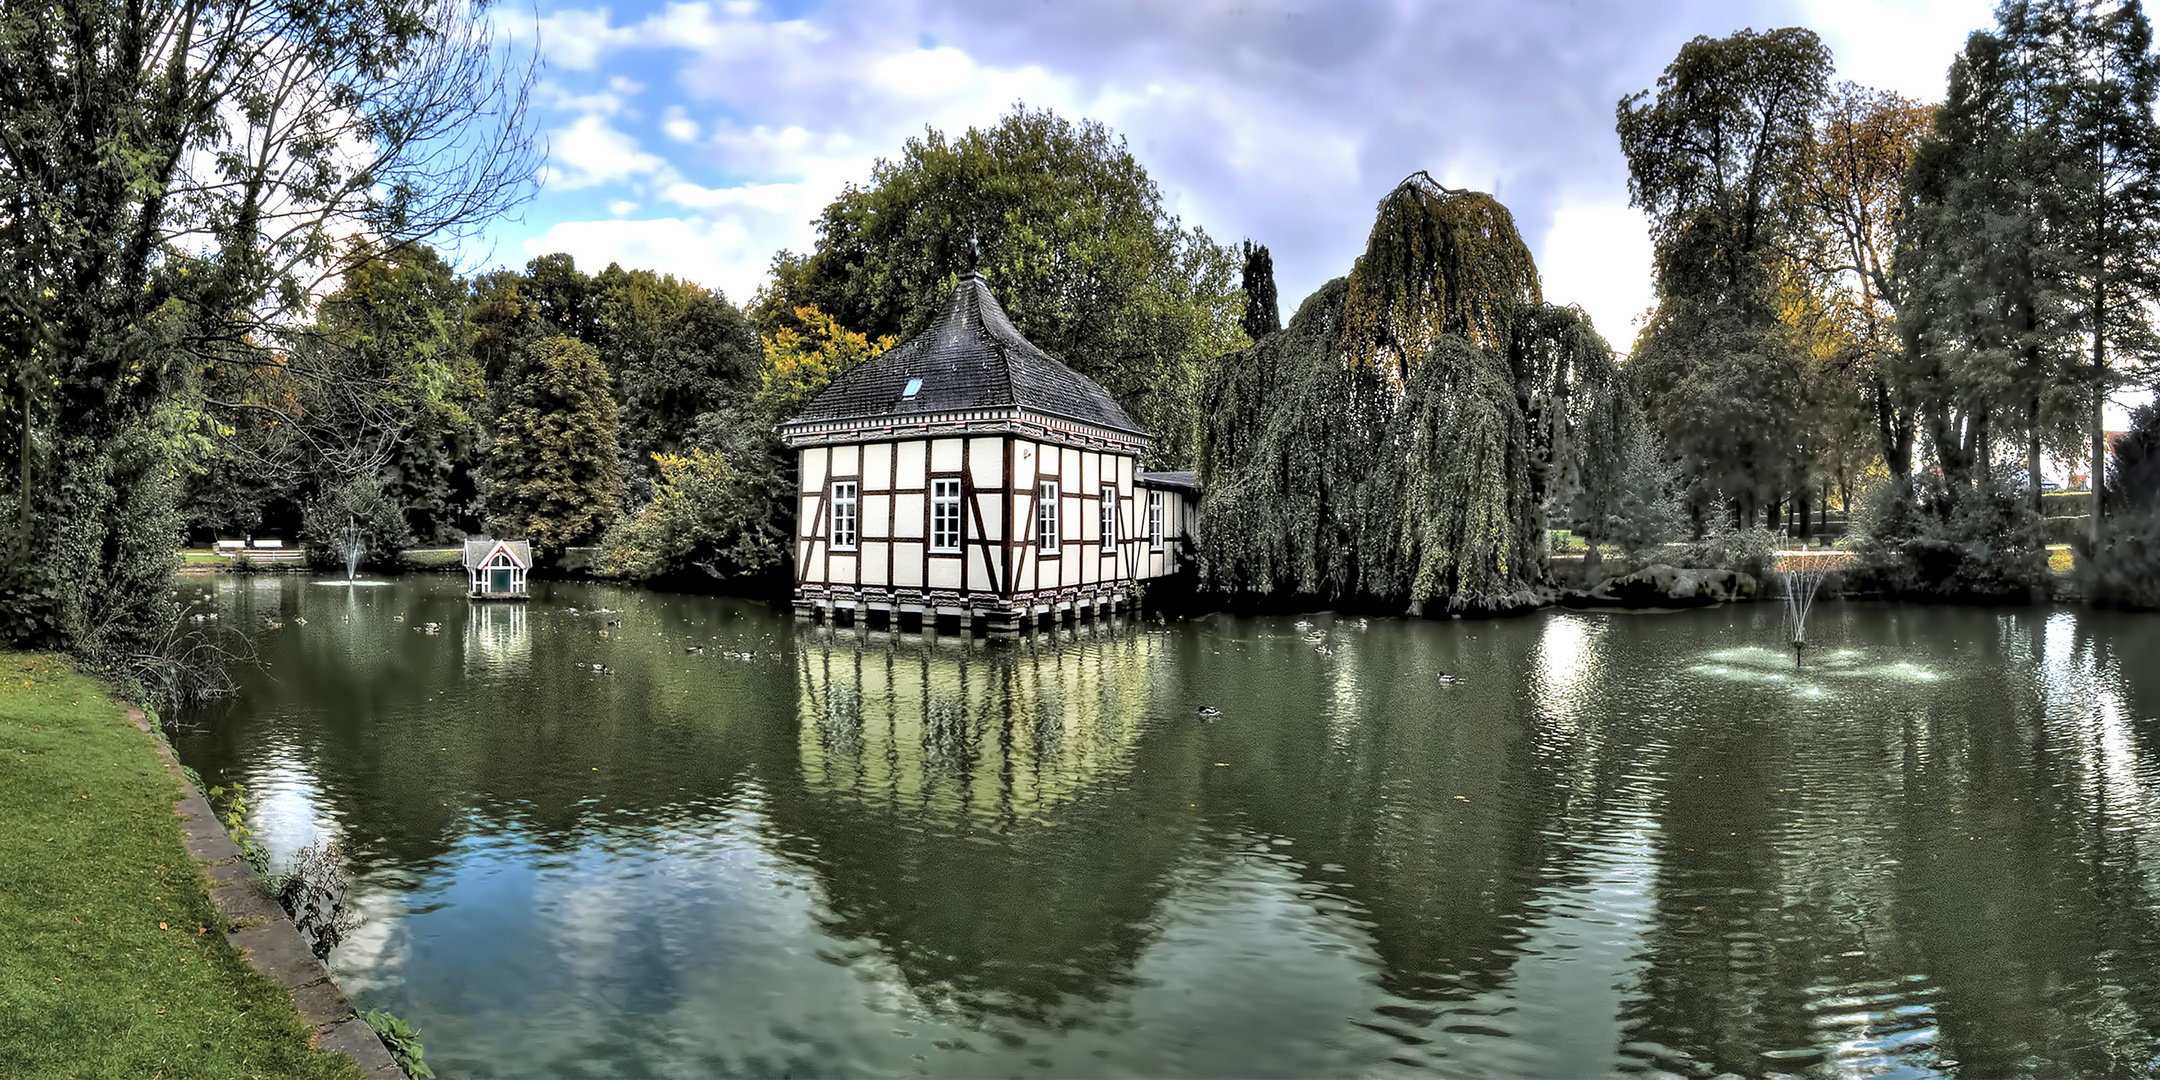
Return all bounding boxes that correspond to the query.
[312,243,488,544]
[0,0,535,677]
[2090,403,2160,605]
[485,336,625,554]
[757,106,1244,466]
[1804,83,1933,482]
[597,449,770,583]
[590,264,761,493]
[631,305,898,590]
[1596,414,1686,562]
[1619,27,1832,531]
[472,255,762,501]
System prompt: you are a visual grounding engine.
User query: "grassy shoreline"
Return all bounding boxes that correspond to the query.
[0,653,359,1079]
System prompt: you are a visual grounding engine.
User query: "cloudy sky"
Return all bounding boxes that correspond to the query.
[479,0,1999,353]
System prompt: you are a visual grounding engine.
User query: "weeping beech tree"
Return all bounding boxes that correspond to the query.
[1343,172,1541,381]
[1195,175,1634,614]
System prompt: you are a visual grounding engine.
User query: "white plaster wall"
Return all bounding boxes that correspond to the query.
[930,437,962,474]
[1014,441,1038,488]
[896,440,927,490]
[893,542,925,587]
[862,442,892,491]
[894,492,925,541]
[862,494,891,539]
[928,558,962,590]
[969,437,1003,487]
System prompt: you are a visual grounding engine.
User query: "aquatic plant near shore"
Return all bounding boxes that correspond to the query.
[361,1009,437,1078]
[278,840,362,961]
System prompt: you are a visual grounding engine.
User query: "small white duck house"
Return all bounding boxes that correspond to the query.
[778,272,1194,632]
[462,538,533,600]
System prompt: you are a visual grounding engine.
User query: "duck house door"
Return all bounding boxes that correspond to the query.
[490,568,512,593]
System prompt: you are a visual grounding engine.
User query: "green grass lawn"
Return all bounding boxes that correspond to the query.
[0,653,359,1079]
[398,547,463,570]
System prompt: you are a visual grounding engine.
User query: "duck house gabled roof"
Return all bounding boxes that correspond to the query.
[462,537,531,570]
[779,272,1145,443]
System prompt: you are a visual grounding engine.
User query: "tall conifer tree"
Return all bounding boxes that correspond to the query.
[2058,0,2160,541]
[1239,241,1282,341]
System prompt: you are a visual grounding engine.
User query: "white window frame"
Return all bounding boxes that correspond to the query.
[1100,485,1117,553]
[1037,481,1060,553]
[830,481,859,551]
[1148,489,1165,552]
[930,478,963,553]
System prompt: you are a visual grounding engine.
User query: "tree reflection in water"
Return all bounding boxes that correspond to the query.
[173,578,2160,1077]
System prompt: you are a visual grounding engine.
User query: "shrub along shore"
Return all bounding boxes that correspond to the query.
[0,653,359,1079]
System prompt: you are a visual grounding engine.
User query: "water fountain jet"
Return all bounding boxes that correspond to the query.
[1773,549,1850,667]
[339,515,363,582]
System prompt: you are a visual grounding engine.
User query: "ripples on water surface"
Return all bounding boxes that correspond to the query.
[173,575,2160,1077]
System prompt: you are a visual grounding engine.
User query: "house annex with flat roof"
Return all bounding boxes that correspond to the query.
[778,272,1193,633]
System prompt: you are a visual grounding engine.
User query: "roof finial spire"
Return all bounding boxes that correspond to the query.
[967,228,980,275]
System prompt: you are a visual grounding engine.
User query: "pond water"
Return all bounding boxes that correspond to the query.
[172,574,2160,1078]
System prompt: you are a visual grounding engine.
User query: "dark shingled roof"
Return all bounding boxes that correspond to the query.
[1137,470,1199,492]
[782,273,1144,436]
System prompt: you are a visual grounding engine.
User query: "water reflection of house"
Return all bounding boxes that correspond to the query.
[796,625,1161,822]
[465,600,531,671]
[771,625,1197,1020]
[778,273,1195,633]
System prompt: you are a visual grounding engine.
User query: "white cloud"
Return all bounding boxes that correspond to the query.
[661,180,804,213]
[540,113,672,191]
[489,0,2012,351]
[523,216,762,301]
[540,81,630,117]
[530,8,628,71]
[662,106,699,143]
[1804,0,1995,101]
[608,199,640,216]
[1538,203,1657,353]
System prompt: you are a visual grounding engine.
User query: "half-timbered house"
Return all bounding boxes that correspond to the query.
[779,272,1191,632]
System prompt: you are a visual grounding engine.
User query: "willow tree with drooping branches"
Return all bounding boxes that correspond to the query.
[1195,175,1634,615]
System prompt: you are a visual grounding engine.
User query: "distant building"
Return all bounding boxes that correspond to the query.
[462,537,532,600]
[778,272,1193,633]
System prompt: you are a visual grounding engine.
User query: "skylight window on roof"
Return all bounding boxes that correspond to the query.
[902,378,923,398]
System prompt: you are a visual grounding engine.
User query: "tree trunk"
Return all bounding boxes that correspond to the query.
[1798,483,1813,540]
[2028,395,2043,516]
[1875,375,1914,480]
[2092,315,2107,549]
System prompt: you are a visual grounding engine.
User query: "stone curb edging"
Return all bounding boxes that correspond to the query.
[126,707,407,1080]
